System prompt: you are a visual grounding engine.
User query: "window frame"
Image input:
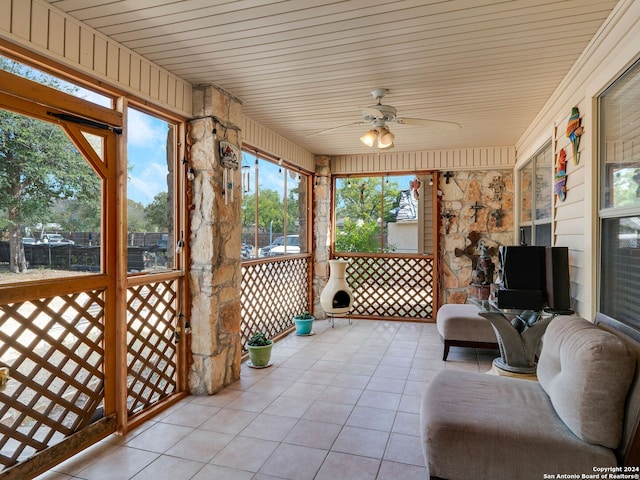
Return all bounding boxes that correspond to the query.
[240,148,312,261]
[517,141,553,246]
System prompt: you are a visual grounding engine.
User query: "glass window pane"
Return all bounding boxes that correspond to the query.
[0,54,112,108]
[535,147,552,221]
[0,108,103,283]
[256,158,286,257]
[601,62,640,209]
[386,174,419,253]
[601,216,640,330]
[126,108,175,272]
[520,163,533,223]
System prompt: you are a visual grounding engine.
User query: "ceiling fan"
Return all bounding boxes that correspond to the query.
[307,88,461,150]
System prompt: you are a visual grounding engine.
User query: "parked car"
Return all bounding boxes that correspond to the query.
[22,237,36,245]
[259,235,300,257]
[41,233,74,244]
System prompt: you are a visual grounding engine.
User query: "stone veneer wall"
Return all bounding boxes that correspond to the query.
[313,155,332,317]
[439,169,515,304]
[188,85,244,394]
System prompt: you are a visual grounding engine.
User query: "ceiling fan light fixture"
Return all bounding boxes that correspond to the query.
[377,127,394,148]
[360,129,378,147]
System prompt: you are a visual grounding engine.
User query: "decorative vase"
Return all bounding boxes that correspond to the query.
[294,316,314,335]
[320,259,354,315]
[247,341,273,367]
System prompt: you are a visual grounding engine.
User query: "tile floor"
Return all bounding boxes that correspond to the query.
[36,318,497,480]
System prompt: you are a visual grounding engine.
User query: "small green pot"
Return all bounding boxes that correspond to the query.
[247,341,273,367]
[294,317,314,335]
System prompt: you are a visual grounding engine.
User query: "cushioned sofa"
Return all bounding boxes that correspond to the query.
[420,313,640,480]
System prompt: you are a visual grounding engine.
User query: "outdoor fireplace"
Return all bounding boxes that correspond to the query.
[320,259,354,317]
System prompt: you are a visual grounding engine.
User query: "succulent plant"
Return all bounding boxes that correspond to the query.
[247,331,271,347]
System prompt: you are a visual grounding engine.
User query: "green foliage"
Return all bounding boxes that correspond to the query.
[145,191,169,231]
[335,218,383,253]
[127,200,148,234]
[295,311,314,320]
[247,331,271,347]
[242,188,284,231]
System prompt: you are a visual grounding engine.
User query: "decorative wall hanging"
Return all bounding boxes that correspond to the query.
[554,148,568,202]
[489,176,505,201]
[441,210,456,234]
[410,176,422,200]
[491,208,505,227]
[219,141,239,205]
[566,107,584,165]
[443,171,454,184]
[470,201,484,223]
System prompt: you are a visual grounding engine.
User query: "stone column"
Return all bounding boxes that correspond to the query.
[188,85,243,394]
[313,155,332,317]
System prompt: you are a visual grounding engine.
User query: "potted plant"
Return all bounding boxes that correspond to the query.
[246,331,273,368]
[293,311,314,335]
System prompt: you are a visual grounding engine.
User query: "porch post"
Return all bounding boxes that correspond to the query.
[188,85,243,394]
[313,155,332,317]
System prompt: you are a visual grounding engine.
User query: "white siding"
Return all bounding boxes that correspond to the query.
[516,0,640,319]
[241,116,315,172]
[0,0,191,116]
[332,147,515,174]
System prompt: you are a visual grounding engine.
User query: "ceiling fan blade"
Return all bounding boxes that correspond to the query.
[396,117,461,130]
[305,121,366,137]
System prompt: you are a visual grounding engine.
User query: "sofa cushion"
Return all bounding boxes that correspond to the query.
[436,303,496,343]
[537,315,636,449]
[421,370,616,480]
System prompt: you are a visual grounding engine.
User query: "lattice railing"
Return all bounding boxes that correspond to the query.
[0,291,105,470]
[126,280,178,416]
[334,253,434,320]
[241,256,311,350]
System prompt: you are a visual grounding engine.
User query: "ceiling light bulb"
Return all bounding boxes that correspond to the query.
[377,127,395,149]
[360,129,378,147]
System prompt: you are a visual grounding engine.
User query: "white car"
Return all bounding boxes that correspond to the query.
[259,235,299,256]
[41,233,74,244]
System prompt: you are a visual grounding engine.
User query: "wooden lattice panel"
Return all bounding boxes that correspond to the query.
[335,254,434,320]
[0,291,105,470]
[241,257,311,350]
[126,281,178,416]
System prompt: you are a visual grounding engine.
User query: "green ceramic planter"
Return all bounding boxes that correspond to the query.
[247,341,273,367]
[294,316,314,335]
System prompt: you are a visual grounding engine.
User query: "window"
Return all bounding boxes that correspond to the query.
[126,107,177,272]
[241,150,310,259]
[599,59,640,329]
[519,142,552,246]
[334,174,421,253]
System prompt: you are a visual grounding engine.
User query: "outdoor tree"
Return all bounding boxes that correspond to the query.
[334,177,402,252]
[145,191,169,232]
[241,188,285,232]
[0,58,101,273]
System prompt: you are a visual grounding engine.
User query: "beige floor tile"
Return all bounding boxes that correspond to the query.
[281,382,327,400]
[199,408,258,435]
[403,379,429,397]
[392,412,421,436]
[346,406,396,432]
[356,390,402,411]
[332,426,389,459]
[259,443,328,480]
[309,360,345,373]
[284,419,342,449]
[315,451,380,480]
[303,400,354,425]
[296,370,336,385]
[263,395,314,418]
[240,413,299,441]
[130,455,204,480]
[76,445,159,480]
[320,385,363,405]
[211,436,279,472]
[383,433,425,466]
[340,362,377,376]
[160,402,220,428]
[227,390,278,413]
[191,463,254,480]
[189,388,242,406]
[377,460,428,480]
[365,376,406,394]
[398,394,421,414]
[373,365,410,380]
[329,373,370,389]
[125,422,194,453]
[248,378,294,396]
[164,429,234,462]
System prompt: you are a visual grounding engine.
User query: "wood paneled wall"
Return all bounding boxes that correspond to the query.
[0,0,191,117]
[331,146,515,174]
[241,116,315,172]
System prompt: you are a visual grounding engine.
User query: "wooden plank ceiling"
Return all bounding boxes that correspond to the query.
[44,0,619,156]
